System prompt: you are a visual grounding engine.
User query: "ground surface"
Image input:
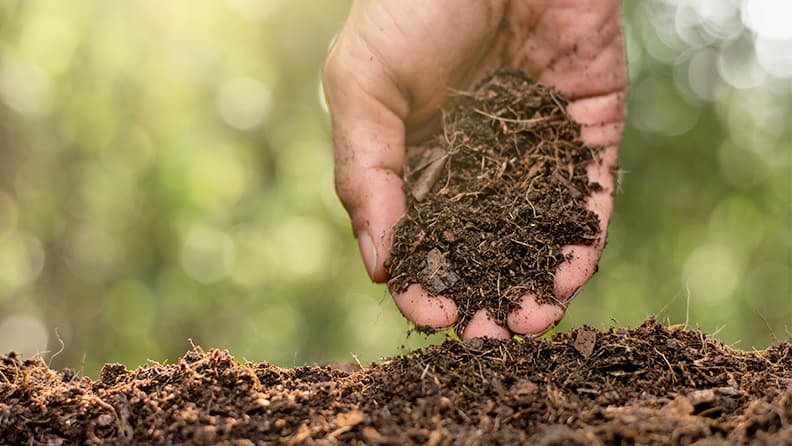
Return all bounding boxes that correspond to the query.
[388,70,602,328]
[1,320,790,445]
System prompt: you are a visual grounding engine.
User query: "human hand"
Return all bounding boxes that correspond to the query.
[323,0,627,339]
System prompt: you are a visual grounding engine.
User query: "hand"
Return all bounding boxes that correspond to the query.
[323,0,627,339]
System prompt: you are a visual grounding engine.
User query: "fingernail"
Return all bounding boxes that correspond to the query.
[357,231,377,279]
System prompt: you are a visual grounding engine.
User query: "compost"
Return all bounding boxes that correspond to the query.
[387,69,602,328]
[2,320,790,445]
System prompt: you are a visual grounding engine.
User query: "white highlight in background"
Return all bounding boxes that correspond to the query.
[217,76,272,130]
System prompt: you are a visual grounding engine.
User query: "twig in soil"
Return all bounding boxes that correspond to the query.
[350,353,363,369]
[84,394,128,440]
[445,86,476,97]
[754,309,780,344]
[551,172,583,198]
[410,148,448,202]
[420,363,431,380]
[473,108,553,125]
[654,347,677,384]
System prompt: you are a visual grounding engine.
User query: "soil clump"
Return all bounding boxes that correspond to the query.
[387,69,602,328]
[2,320,790,445]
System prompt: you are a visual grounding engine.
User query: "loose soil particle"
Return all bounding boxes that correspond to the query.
[387,69,603,328]
[2,320,791,445]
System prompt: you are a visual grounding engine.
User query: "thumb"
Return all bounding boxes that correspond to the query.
[323,40,409,283]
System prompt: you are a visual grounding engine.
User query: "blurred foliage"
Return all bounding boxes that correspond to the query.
[0,0,789,376]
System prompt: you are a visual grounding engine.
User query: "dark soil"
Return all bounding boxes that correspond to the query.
[2,320,790,445]
[387,69,602,328]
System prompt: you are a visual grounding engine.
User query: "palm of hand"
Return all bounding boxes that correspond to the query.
[324,0,627,338]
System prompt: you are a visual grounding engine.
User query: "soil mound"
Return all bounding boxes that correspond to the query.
[2,320,790,445]
[388,69,602,328]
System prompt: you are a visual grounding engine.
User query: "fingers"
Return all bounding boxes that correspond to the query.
[501,1,627,333]
[507,294,565,335]
[392,287,514,339]
[507,145,613,336]
[461,309,511,340]
[323,28,411,283]
[508,105,623,334]
[461,293,575,338]
[553,245,601,300]
[392,284,458,330]
[568,93,626,148]
[344,169,406,282]
[508,143,618,333]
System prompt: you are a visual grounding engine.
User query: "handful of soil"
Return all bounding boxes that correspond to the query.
[388,69,603,328]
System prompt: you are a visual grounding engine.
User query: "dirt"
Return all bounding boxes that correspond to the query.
[387,69,603,328]
[2,320,790,445]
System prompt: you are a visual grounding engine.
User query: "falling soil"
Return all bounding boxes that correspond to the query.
[387,69,602,328]
[2,320,791,445]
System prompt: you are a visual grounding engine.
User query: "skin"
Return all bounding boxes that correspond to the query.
[323,0,627,339]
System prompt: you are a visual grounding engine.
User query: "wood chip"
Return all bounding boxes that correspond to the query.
[572,327,597,358]
[410,148,447,202]
[420,248,459,293]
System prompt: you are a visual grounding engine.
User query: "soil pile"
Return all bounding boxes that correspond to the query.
[1,320,790,445]
[387,69,602,328]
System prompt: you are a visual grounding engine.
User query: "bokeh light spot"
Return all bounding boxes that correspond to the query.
[65,225,124,283]
[0,232,46,295]
[19,8,80,76]
[754,37,792,79]
[687,48,719,101]
[187,147,250,213]
[717,33,766,89]
[0,314,49,358]
[631,76,700,135]
[741,0,792,40]
[708,196,766,252]
[180,224,236,283]
[104,281,157,338]
[225,0,282,21]
[230,228,270,288]
[683,243,741,303]
[0,190,19,238]
[0,57,53,118]
[268,217,332,281]
[217,76,272,130]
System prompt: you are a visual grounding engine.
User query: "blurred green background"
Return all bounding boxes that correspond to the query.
[0,0,789,376]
